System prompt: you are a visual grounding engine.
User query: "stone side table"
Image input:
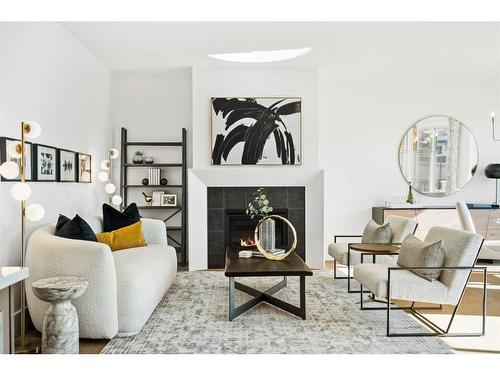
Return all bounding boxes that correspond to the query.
[32,276,88,354]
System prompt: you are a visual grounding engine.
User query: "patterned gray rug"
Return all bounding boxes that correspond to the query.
[101,270,453,354]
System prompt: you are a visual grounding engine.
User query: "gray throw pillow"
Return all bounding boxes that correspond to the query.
[361,220,392,244]
[397,235,445,281]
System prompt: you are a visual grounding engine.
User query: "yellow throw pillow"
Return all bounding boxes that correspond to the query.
[96,221,147,251]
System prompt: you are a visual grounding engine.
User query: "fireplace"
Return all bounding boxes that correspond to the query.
[207,186,305,268]
[225,209,288,251]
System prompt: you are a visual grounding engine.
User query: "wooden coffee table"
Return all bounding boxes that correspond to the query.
[224,250,313,321]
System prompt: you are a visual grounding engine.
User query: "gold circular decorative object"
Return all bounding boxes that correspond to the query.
[254,215,297,260]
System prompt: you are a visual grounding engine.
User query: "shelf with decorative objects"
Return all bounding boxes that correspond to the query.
[120,127,188,267]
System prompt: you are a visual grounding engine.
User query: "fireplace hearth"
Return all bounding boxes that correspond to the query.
[207,186,305,268]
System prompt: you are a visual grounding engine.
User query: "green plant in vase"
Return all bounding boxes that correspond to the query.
[246,188,275,251]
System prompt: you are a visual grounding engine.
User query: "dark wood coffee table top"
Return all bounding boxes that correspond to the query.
[224,250,313,277]
[349,243,400,254]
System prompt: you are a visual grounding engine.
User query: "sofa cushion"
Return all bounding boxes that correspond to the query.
[103,203,141,232]
[55,214,97,242]
[361,220,392,244]
[97,221,147,251]
[397,235,445,281]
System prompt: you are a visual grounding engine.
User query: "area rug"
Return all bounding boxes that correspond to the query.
[101,270,453,354]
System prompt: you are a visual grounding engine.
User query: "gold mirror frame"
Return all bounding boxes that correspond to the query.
[253,214,297,260]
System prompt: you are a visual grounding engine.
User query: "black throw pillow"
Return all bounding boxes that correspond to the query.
[102,203,141,232]
[55,214,98,242]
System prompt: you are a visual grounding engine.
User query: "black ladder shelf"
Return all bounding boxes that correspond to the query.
[120,127,188,267]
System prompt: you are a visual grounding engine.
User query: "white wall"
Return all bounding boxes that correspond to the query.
[0,23,110,351]
[320,67,500,254]
[189,66,324,270]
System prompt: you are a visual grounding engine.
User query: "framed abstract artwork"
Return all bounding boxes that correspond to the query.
[57,149,77,182]
[33,144,57,181]
[77,153,92,183]
[0,137,33,181]
[211,97,302,165]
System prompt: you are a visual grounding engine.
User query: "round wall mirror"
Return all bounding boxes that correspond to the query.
[398,115,478,197]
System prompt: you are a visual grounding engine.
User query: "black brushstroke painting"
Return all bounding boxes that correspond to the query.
[211,97,301,165]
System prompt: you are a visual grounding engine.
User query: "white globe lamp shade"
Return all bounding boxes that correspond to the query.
[109,148,120,159]
[98,171,109,182]
[100,160,110,170]
[25,204,45,222]
[11,182,31,201]
[111,195,123,206]
[0,161,20,179]
[105,183,116,194]
[7,141,22,158]
[24,121,42,139]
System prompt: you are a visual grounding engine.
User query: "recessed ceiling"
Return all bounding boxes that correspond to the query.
[61,22,500,75]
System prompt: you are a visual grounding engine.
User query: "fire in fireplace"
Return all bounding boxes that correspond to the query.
[224,209,288,251]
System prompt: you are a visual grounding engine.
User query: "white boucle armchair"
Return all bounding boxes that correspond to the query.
[25,217,177,339]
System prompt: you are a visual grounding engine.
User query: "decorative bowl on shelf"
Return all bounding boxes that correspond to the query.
[145,157,154,164]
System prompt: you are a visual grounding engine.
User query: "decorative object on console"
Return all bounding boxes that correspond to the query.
[32,276,88,354]
[33,144,57,181]
[98,147,122,205]
[96,221,147,251]
[211,97,302,165]
[0,120,44,353]
[398,115,478,197]
[132,150,144,164]
[77,153,92,183]
[406,182,415,204]
[57,149,76,182]
[0,137,32,181]
[142,178,149,186]
[145,156,154,164]
[161,193,177,207]
[55,214,98,242]
[102,202,141,232]
[485,163,500,207]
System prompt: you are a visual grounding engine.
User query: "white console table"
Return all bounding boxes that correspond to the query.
[0,267,29,354]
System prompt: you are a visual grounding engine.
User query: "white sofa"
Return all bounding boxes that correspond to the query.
[25,217,177,339]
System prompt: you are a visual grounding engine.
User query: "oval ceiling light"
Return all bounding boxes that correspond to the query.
[208,47,311,63]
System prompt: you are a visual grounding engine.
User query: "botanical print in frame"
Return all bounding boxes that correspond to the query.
[211,97,302,165]
[0,137,32,181]
[78,153,92,183]
[34,144,57,181]
[58,149,77,182]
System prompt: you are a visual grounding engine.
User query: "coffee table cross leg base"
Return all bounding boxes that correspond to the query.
[228,276,306,321]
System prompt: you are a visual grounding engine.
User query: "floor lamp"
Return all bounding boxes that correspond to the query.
[98,147,122,206]
[0,121,45,353]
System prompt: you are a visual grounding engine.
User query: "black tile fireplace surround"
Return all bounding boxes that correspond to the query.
[207,186,305,269]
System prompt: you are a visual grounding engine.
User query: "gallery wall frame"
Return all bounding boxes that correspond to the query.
[33,144,58,182]
[210,97,303,166]
[0,137,33,181]
[57,148,77,183]
[77,152,92,183]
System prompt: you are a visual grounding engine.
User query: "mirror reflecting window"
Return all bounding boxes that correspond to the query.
[399,116,478,197]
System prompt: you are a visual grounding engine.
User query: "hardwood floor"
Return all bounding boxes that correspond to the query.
[20,261,500,354]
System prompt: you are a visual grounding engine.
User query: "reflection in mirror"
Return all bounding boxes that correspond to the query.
[399,116,478,197]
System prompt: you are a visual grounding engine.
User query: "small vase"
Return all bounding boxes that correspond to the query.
[259,217,275,252]
[133,152,143,164]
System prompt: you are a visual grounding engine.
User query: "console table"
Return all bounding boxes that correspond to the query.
[373,204,500,240]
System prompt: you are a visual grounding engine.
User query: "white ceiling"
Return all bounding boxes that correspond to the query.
[62,22,500,75]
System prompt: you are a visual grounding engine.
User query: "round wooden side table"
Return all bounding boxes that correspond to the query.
[32,276,88,354]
